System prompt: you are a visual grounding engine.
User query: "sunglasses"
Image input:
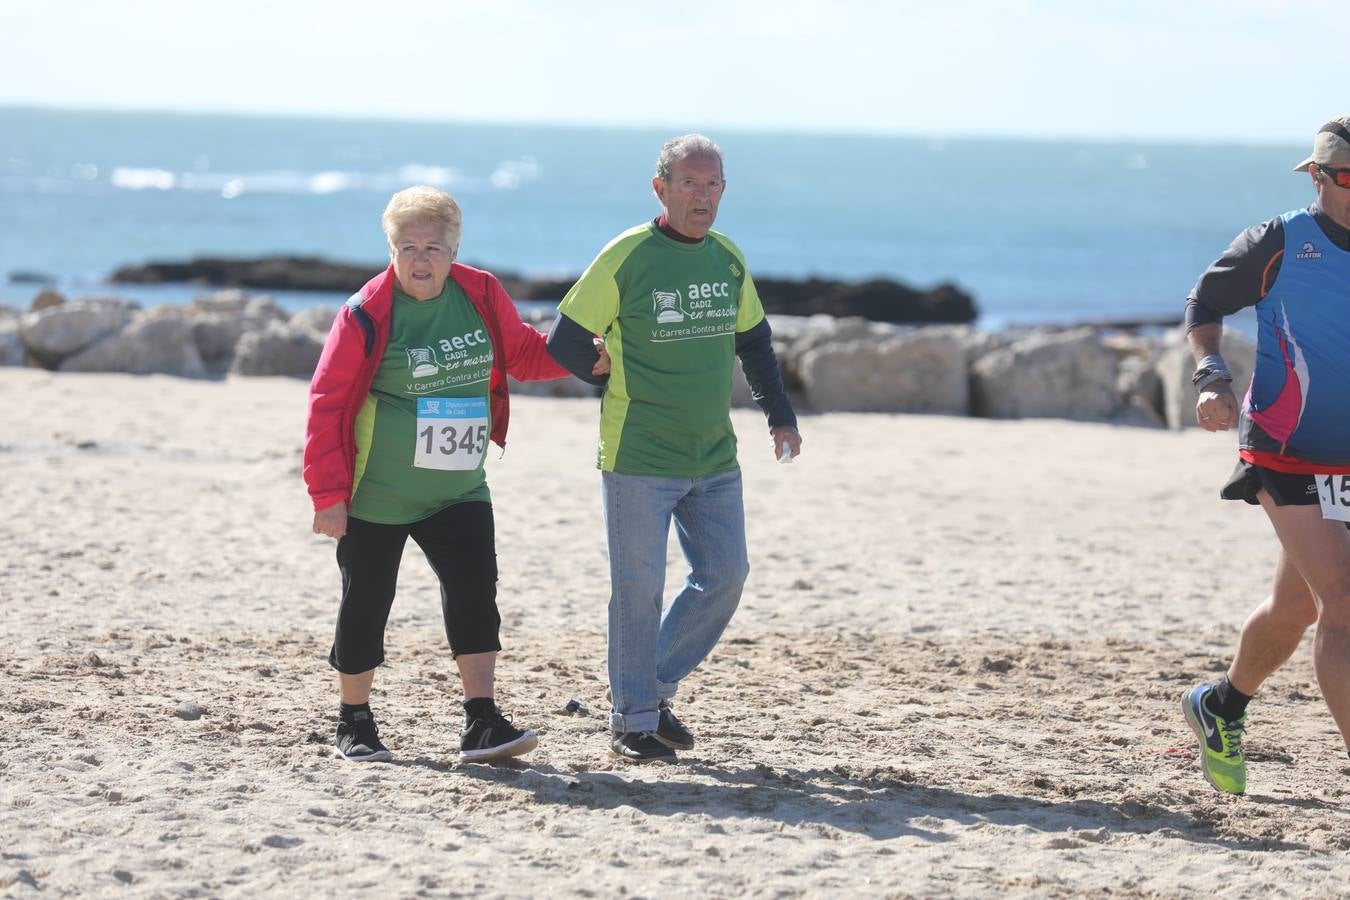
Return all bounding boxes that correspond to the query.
[1318,164,1350,189]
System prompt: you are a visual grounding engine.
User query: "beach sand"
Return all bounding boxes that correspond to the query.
[2,368,1348,897]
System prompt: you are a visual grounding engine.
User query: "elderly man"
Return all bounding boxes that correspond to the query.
[547,134,802,762]
[1181,116,1350,794]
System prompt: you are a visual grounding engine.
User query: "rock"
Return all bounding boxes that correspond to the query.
[798,328,970,414]
[971,328,1119,419]
[8,269,56,284]
[61,312,206,377]
[19,298,139,369]
[0,319,24,366]
[230,320,323,377]
[289,305,340,338]
[111,256,978,324]
[244,296,287,323]
[497,275,577,302]
[190,295,290,374]
[31,289,66,311]
[508,375,598,399]
[517,308,557,330]
[112,256,380,293]
[175,701,206,721]
[190,289,258,315]
[1156,329,1257,430]
[1116,355,1166,427]
[754,276,977,324]
[773,316,879,390]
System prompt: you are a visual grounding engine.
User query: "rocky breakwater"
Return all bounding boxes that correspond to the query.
[109,256,977,324]
[3,289,1250,429]
[4,289,335,378]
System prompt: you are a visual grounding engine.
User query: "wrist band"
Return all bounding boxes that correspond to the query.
[1191,353,1232,388]
[1194,369,1233,392]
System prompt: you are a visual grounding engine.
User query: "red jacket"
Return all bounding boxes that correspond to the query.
[303,263,568,512]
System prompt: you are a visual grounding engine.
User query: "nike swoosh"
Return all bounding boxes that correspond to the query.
[1202,718,1215,739]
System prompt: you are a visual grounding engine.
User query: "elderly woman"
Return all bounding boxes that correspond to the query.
[304,185,603,763]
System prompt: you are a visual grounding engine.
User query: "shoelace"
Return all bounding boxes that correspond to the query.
[354,718,381,744]
[1218,718,1246,758]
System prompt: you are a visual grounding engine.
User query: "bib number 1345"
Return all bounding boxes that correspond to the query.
[1316,473,1350,523]
[415,397,488,471]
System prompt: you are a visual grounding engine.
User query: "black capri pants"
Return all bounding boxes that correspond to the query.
[329,501,500,674]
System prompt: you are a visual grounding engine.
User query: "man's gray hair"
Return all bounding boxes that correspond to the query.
[655,134,723,181]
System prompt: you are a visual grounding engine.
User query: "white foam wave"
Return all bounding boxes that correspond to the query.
[490,157,541,190]
[101,161,537,196]
[397,164,460,186]
[110,167,176,190]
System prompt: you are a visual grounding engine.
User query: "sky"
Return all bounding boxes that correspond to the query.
[0,0,1340,144]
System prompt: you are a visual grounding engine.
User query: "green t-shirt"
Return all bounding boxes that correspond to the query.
[558,223,765,477]
[348,280,494,524]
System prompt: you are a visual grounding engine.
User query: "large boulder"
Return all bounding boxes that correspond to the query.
[1156,329,1257,430]
[61,313,206,377]
[798,328,970,414]
[1102,331,1166,427]
[289,304,341,339]
[507,374,598,399]
[230,320,323,377]
[191,295,290,373]
[189,289,256,316]
[0,318,25,366]
[19,298,139,369]
[772,316,881,390]
[31,289,66,312]
[971,328,1119,419]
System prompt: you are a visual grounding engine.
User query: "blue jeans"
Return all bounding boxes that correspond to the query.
[601,468,750,734]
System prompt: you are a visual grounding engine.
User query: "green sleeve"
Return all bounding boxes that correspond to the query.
[736,268,766,333]
[558,260,620,335]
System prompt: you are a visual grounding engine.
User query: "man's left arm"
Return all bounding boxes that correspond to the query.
[735,319,801,460]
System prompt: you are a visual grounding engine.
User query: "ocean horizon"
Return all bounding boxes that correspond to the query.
[0,105,1312,328]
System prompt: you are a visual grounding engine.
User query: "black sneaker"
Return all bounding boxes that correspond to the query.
[459,706,538,762]
[611,731,677,762]
[334,710,393,762]
[655,701,695,750]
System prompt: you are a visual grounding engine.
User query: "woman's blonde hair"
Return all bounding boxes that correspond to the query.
[382,186,463,255]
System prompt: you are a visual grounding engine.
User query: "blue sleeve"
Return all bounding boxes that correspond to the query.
[546,313,609,387]
[735,319,797,431]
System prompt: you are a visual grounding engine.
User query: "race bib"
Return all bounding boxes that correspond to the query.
[414,397,488,471]
[1315,473,1350,522]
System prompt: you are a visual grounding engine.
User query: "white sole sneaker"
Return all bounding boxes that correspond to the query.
[459,729,538,762]
[333,746,393,763]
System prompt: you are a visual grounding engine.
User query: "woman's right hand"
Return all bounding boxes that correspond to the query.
[313,501,348,540]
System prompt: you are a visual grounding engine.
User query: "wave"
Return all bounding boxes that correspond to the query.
[11,159,542,197]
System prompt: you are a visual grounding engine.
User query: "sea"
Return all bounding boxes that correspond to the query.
[0,106,1312,329]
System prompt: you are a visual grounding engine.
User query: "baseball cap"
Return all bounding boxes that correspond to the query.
[1294,116,1350,172]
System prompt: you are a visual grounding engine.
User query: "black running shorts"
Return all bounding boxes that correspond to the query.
[1221,459,1319,506]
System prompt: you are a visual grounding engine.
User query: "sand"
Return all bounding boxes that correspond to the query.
[2,368,1348,898]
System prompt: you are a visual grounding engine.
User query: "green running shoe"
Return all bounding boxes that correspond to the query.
[1181,684,1247,795]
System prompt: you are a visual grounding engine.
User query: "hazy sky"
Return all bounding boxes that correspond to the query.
[1,0,1338,143]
